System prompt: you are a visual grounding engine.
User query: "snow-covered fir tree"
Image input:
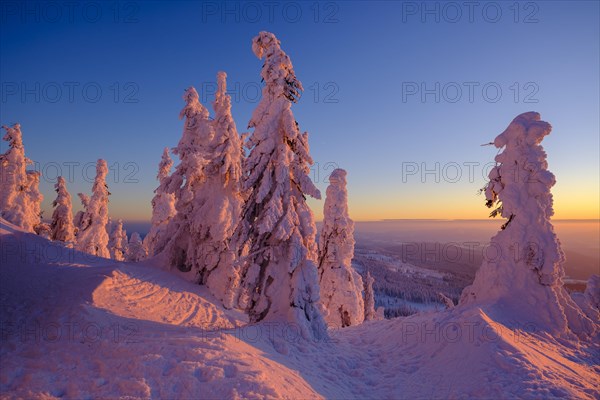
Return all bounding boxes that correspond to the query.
[108,219,128,261]
[163,86,213,272]
[0,123,39,232]
[126,232,147,262]
[199,71,245,309]
[364,271,377,321]
[572,275,600,323]
[460,112,596,338]
[232,32,325,338]
[163,72,245,310]
[75,159,110,258]
[73,193,90,234]
[50,176,75,243]
[25,170,43,233]
[318,169,364,328]
[144,147,176,257]
[583,275,599,311]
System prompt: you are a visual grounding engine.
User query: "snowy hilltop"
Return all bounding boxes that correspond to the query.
[1,218,598,399]
[1,32,599,399]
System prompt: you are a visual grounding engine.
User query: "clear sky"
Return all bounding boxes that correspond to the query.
[1,1,598,222]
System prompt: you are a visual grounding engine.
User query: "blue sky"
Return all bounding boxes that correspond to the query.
[1,0,598,221]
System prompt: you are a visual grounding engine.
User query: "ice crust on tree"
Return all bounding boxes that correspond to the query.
[460,112,596,338]
[232,31,326,339]
[127,232,148,262]
[144,147,176,257]
[0,124,41,232]
[75,159,110,258]
[109,219,128,261]
[318,169,364,328]
[50,176,75,243]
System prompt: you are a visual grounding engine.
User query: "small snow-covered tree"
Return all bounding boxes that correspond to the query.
[318,169,364,328]
[460,112,595,338]
[25,170,43,233]
[144,147,176,257]
[232,32,325,338]
[164,86,213,272]
[0,123,38,232]
[108,219,128,261]
[364,271,377,321]
[76,159,110,258]
[438,293,455,309]
[583,275,599,310]
[126,232,147,262]
[572,275,600,323]
[73,193,90,235]
[50,176,75,243]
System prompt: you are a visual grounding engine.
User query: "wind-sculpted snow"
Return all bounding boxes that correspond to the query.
[92,261,240,330]
[2,219,598,399]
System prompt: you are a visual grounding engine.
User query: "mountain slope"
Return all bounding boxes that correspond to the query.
[1,219,598,399]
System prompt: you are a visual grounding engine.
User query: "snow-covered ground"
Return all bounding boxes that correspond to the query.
[1,219,598,399]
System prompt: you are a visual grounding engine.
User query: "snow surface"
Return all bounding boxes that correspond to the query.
[2,218,598,399]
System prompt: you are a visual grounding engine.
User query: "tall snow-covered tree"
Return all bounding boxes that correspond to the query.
[232,32,325,338]
[164,86,213,272]
[76,159,110,258]
[50,176,75,243]
[126,232,147,262]
[144,147,176,257]
[0,123,39,232]
[318,169,364,328]
[73,193,90,234]
[460,112,595,338]
[364,271,377,321]
[198,71,245,309]
[108,219,128,261]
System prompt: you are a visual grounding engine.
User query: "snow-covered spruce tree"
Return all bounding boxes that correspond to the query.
[108,219,128,261]
[460,112,595,338]
[50,176,75,243]
[25,170,43,233]
[126,232,147,262]
[364,271,377,321]
[199,71,245,309]
[318,169,364,328]
[0,123,38,232]
[583,275,599,311]
[73,193,90,235]
[75,159,110,258]
[163,87,213,272]
[144,147,176,257]
[232,32,326,338]
[572,275,600,323]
